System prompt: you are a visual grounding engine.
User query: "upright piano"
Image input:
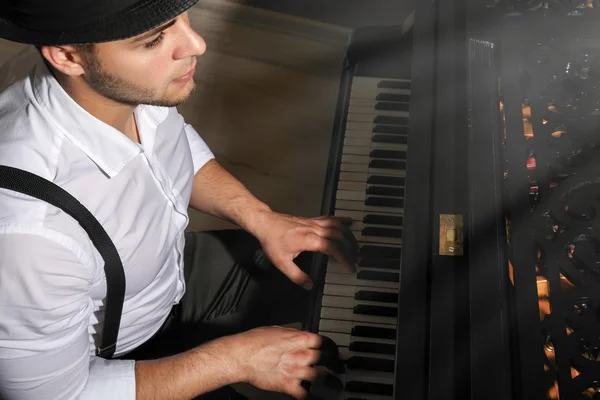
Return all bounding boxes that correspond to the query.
[303,1,600,399]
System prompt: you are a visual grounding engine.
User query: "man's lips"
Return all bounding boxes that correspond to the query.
[174,62,196,82]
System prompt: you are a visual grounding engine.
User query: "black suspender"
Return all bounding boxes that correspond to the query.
[0,165,125,359]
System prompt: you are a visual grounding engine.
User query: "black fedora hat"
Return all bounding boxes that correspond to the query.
[0,0,200,46]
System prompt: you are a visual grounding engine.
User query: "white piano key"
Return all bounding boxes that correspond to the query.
[345,130,375,139]
[323,283,398,297]
[342,154,403,165]
[334,209,403,220]
[338,189,402,201]
[343,138,408,151]
[368,141,409,151]
[343,393,393,400]
[336,200,403,214]
[345,135,373,143]
[327,261,399,275]
[318,319,396,334]
[359,241,402,248]
[343,145,371,156]
[341,220,403,231]
[352,231,402,245]
[336,189,366,201]
[342,154,373,165]
[338,171,369,182]
[344,137,408,151]
[338,181,367,191]
[351,87,410,98]
[333,208,404,216]
[352,76,410,86]
[365,142,408,152]
[347,122,408,131]
[337,181,404,198]
[347,111,410,121]
[340,163,403,176]
[341,162,369,173]
[351,220,404,230]
[325,273,399,289]
[321,295,398,310]
[311,370,395,400]
[345,129,408,141]
[351,87,411,98]
[320,306,397,325]
[319,331,396,348]
[352,76,411,86]
[348,106,410,118]
[343,370,395,386]
[339,346,395,361]
[350,98,409,107]
[348,103,409,115]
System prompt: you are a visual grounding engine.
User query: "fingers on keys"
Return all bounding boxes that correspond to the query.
[306,230,357,273]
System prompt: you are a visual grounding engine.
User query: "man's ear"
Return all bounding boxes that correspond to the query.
[39,45,86,77]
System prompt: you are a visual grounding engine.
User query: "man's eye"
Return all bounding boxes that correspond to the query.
[145,32,165,49]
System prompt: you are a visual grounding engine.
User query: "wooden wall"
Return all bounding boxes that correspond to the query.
[244,0,415,28]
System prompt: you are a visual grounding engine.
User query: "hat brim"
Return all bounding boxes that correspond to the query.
[0,0,199,46]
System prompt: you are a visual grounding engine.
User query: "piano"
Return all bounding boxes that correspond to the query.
[303,1,600,400]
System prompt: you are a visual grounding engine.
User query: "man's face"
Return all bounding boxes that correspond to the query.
[78,12,205,107]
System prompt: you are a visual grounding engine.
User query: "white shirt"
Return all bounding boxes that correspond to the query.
[0,47,214,399]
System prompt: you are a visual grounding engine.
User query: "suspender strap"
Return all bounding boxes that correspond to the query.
[0,165,125,359]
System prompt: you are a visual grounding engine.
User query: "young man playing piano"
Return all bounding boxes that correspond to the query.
[0,0,357,399]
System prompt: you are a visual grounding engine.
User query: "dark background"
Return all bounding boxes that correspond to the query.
[244,0,415,28]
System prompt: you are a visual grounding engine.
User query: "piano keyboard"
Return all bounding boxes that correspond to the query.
[312,76,409,400]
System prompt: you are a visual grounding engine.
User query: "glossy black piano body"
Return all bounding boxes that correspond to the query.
[303,1,600,400]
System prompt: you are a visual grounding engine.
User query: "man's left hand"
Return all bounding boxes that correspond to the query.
[252,211,359,290]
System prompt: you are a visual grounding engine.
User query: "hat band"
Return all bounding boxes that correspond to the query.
[6,0,140,32]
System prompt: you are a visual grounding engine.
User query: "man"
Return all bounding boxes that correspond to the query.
[0,1,357,399]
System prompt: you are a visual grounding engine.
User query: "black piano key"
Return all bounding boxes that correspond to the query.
[365,197,403,208]
[373,116,408,126]
[369,159,405,170]
[363,214,403,226]
[358,270,400,282]
[370,149,407,160]
[372,134,407,144]
[359,258,400,270]
[373,124,408,135]
[362,227,402,238]
[359,245,402,259]
[376,93,410,103]
[367,175,405,187]
[375,101,410,112]
[349,341,396,355]
[366,186,404,197]
[355,290,399,303]
[351,325,397,340]
[377,80,410,90]
[348,398,375,400]
[353,305,397,318]
[314,373,344,392]
[347,356,395,372]
[346,381,394,396]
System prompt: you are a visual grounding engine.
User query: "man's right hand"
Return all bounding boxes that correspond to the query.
[222,326,325,399]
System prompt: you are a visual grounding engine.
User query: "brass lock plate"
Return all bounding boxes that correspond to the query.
[439,214,464,256]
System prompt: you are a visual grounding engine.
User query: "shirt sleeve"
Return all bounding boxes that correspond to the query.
[184,123,215,175]
[0,232,136,400]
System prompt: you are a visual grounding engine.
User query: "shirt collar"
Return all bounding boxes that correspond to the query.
[31,54,145,178]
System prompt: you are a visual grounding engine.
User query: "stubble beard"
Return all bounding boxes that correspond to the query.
[82,53,196,107]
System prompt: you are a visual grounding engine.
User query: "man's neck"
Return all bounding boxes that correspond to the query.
[56,75,140,144]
